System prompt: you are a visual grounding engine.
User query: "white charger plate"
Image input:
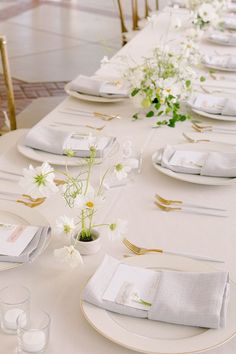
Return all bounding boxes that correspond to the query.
[17,130,103,166]
[64,83,127,103]
[0,201,50,271]
[81,254,236,354]
[151,142,236,186]
[191,108,236,122]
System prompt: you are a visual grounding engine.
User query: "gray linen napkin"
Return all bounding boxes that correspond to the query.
[189,93,236,116]
[67,75,128,98]
[83,256,229,329]
[0,226,51,263]
[24,126,116,158]
[202,54,236,70]
[208,31,236,45]
[155,146,236,177]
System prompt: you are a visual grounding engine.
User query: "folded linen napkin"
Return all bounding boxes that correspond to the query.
[0,226,51,263]
[228,3,236,12]
[24,126,116,158]
[189,93,236,116]
[224,16,236,29]
[66,75,129,98]
[154,145,236,177]
[83,255,230,329]
[202,54,236,70]
[207,31,236,45]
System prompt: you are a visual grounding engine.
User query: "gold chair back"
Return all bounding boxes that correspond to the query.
[0,35,16,131]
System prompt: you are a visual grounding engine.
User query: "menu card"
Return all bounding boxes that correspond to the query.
[0,224,39,256]
[102,264,160,310]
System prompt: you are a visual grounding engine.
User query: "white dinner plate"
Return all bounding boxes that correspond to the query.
[0,201,50,271]
[151,142,236,186]
[81,254,236,354]
[191,108,236,122]
[64,83,127,103]
[17,130,103,166]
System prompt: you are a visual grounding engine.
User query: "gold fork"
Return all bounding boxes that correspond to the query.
[155,194,227,212]
[16,199,45,208]
[123,238,163,255]
[183,132,210,143]
[122,238,224,262]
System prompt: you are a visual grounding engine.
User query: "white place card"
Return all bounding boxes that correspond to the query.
[0,224,39,256]
[102,264,160,310]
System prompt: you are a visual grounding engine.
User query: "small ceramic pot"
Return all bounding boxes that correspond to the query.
[72,229,101,255]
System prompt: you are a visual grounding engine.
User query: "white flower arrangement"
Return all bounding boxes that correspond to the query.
[189,0,229,30]
[20,143,131,267]
[124,44,203,127]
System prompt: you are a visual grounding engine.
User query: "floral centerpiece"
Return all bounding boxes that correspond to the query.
[124,43,203,127]
[20,141,131,267]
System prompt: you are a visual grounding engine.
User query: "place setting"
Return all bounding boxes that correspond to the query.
[64,74,129,103]
[16,124,119,166]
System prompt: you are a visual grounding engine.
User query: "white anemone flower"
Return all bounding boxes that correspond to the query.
[108,219,128,240]
[56,216,76,236]
[54,245,83,268]
[19,162,58,198]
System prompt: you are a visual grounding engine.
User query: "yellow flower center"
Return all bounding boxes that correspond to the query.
[86,201,94,208]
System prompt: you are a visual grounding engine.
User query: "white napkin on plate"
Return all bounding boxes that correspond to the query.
[224,16,236,29]
[0,226,51,263]
[202,54,236,69]
[155,145,236,177]
[228,3,236,12]
[24,126,116,158]
[189,93,236,116]
[207,31,236,45]
[67,75,129,98]
[82,256,230,329]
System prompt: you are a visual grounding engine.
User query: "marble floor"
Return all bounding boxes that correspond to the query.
[0,0,162,124]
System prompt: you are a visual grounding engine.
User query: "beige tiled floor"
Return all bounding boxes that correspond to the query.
[0,0,161,82]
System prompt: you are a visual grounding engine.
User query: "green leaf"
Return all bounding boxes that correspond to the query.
[185,80,191,88]
[131,88,140,97]
[146,111,154,118]
[200,76,206,82]
[132,113,139,120]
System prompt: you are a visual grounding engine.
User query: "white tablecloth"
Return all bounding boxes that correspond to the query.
[1,7,236,354]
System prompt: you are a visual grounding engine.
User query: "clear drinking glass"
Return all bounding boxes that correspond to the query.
[0,285,30,334]
[17,310,51,354]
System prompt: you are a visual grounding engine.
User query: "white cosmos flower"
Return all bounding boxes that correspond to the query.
[56,216,75,236]
[54,245,83,268]
[198,3,216,23]
[108,219,128,240]
[74,192,105,210]
[114,160,136,180]
[19,162,58,198]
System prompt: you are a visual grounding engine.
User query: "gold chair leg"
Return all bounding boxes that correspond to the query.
[0,36,16,131]
[156,0,159,10]
[145,0,149,17]
[132,0,139,30]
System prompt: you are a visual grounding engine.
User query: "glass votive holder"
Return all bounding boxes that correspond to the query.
[0,285,30,334]
[17,310,51,354]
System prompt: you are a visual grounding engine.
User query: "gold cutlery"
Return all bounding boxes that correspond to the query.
[155,194,227,212]
[192,122,236,134]
[0,192,45,208]
[183,132,210,143]
[51,122,105,131]
[155,200,228,217]
[123,238,224,263]
[60,108,122,121]
[183,132,236,146]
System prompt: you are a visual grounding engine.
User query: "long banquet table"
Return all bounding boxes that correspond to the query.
[1,7,236,354]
